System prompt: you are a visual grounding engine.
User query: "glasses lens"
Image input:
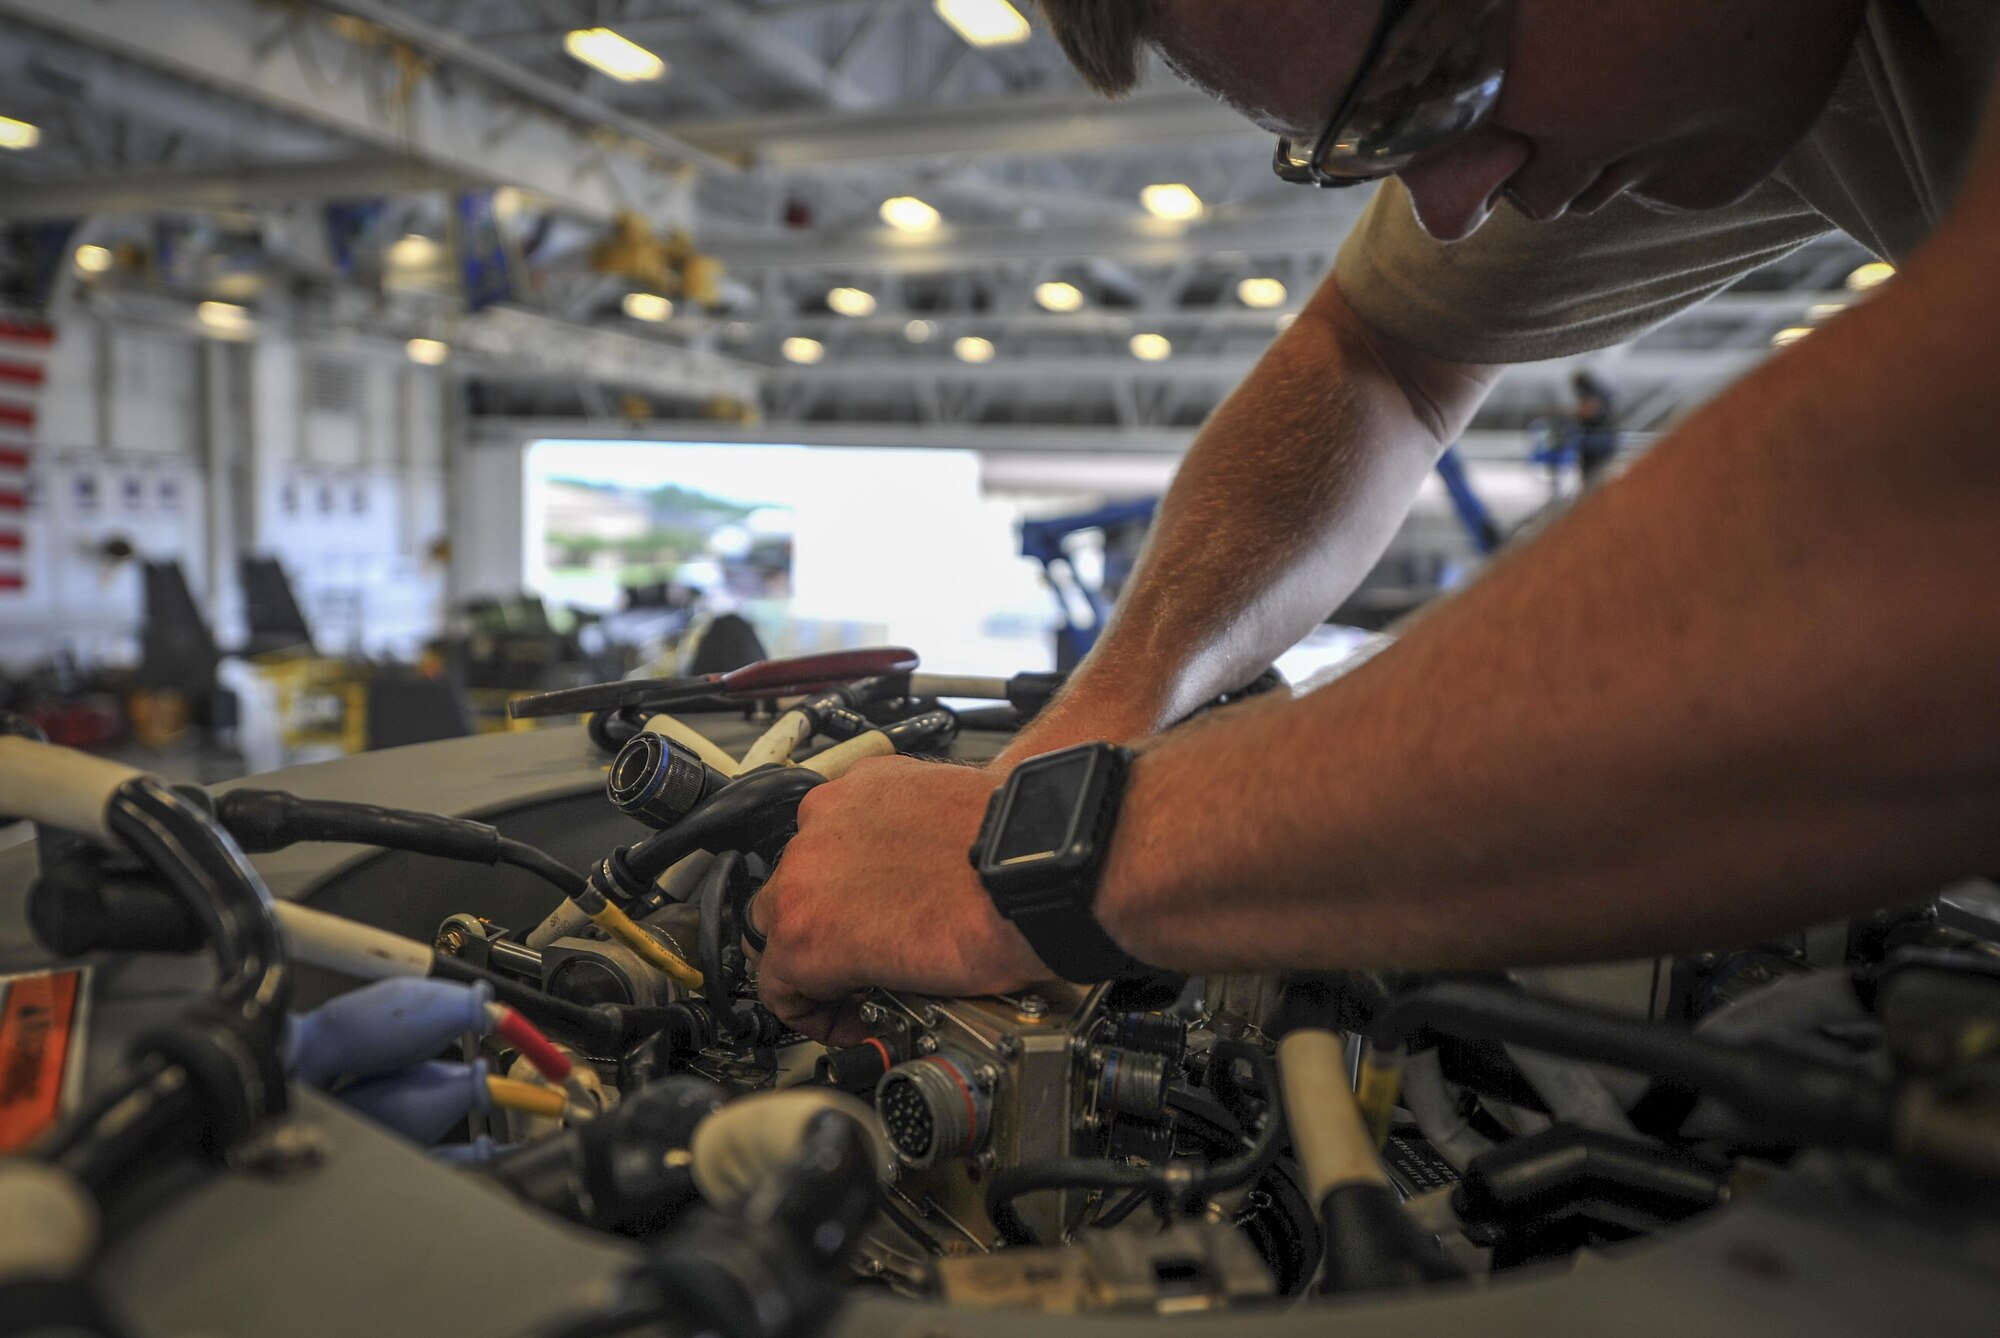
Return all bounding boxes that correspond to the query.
[1273,137,1318,182]
[1315,0,1510,182]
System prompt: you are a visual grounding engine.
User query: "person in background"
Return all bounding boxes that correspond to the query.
[1569,370,1619,486]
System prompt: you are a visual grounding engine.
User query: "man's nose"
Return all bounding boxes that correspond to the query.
[1395,127,1533,242]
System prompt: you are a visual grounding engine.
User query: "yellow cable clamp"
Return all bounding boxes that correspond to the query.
[485,1075,568,1121]
[589,897,706,991]
[1355,1045,1403,1151]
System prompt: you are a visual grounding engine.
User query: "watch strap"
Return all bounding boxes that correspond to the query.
[1002,882,1139,984]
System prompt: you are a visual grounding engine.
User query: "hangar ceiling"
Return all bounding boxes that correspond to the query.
[0,0,1876,453]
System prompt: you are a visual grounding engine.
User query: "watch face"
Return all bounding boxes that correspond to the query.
[992,748,1094,866]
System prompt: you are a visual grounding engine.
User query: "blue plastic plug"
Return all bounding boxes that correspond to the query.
[286,977,493,1087]
[336,1060,491,1143]
[432,1135,516,1166]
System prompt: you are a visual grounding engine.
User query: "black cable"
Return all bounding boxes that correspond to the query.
[987,1160,1159,1245]
[214,788,584,900]
[1371,980,1898,1153]
[617,765,825,900]
[697,852,754,1039]
[106,779,289,1014]
[41,777,293,1199]
[1091,1185,1153,1231]
[497,837,588,899]
[989,1044,1285,1246]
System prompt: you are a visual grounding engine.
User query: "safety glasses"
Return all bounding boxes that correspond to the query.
[1274,0,1512,188]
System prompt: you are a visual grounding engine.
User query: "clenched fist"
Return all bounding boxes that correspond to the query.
[750,754,1049,1044]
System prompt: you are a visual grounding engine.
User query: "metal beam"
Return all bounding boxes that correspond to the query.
[675,89,1259,170]
[0,0,702,221]
[471,417,1194,456]
[306,0,742,176]
[471,416,1548,460]
[0,156,468,220]
[706,208,1364,273]
[458,310,764,404]
[763,350,1764,388]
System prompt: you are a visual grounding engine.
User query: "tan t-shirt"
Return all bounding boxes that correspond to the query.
[1334,1,2000,365]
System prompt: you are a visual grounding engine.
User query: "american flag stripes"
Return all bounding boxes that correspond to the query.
[0,318,49,594]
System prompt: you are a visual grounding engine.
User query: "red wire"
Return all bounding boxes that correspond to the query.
[495,1007,573,1084]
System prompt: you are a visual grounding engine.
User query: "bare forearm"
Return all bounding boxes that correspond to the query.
[1100,214,2000,973]
[1009,281,1494,757]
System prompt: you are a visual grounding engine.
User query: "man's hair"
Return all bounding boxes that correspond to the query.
[1036,1,1158,98]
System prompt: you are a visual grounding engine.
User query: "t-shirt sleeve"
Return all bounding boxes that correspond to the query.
[1334,177,1834,365]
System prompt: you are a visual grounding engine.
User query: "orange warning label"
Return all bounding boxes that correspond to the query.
[0,970,83,1152]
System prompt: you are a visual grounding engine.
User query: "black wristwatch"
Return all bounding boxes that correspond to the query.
[967,742,1141,984]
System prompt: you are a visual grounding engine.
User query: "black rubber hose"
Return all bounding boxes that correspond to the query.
[989,1043,1284,1246]
[1453,1125,1729,1224]
[106,778,288,1018]
[496,837,588,899]
[213,788,584,899]
[697,851,753,1039]
[1193,1043,1285,1196]
[877,709,958,754]
[47,778,293,1196]
[987,1160,1160,1246]
[622,765,824,890]
[1370,980,1898,1153]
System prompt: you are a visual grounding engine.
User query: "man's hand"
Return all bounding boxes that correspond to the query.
[751,755,1048,1044]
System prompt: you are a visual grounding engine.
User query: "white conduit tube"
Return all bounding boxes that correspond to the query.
[641,714,739,776]
[906,674,1010,701]
[690,1089,896,1213]
[1399,1048,1495,1173]
[1503,1043,1642,1140]
[653,850,716,904]
[0,737,435,985]
[0,737,144,839]
[272,902,433,981]
[1277,1030,1391,1203]
[525,902,592,951]
[798,730,894,781]
[738,709,814,772]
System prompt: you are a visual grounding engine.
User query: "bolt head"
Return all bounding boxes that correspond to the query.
[858,1001,883,1023]
[915,1034,939,1055]
[435,928,467,955]
[1018,995,1047,1018]
[974,1064,1000,1089]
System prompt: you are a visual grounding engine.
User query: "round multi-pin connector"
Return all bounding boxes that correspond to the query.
[607,733,732,830]
[875,1050,990,1168]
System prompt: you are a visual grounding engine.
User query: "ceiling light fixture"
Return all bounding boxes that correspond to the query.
[623,292,673,322]
[564,28,668,82]
[1129,332,1172,362]
[782,337,826,365]
[74,245,114,275]
[827,287,878,317]
[905,319,938,343]
[386,234,441,270]
[1237,277,1288,309]
[405,338,451,367]
[1140,183,1204,222]
[1035,281,1085,313]
[196,301,253,339]
[954,336,996,364]
[932,0,1032,47]
[880,196,941,233]
[0,116,40,151]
